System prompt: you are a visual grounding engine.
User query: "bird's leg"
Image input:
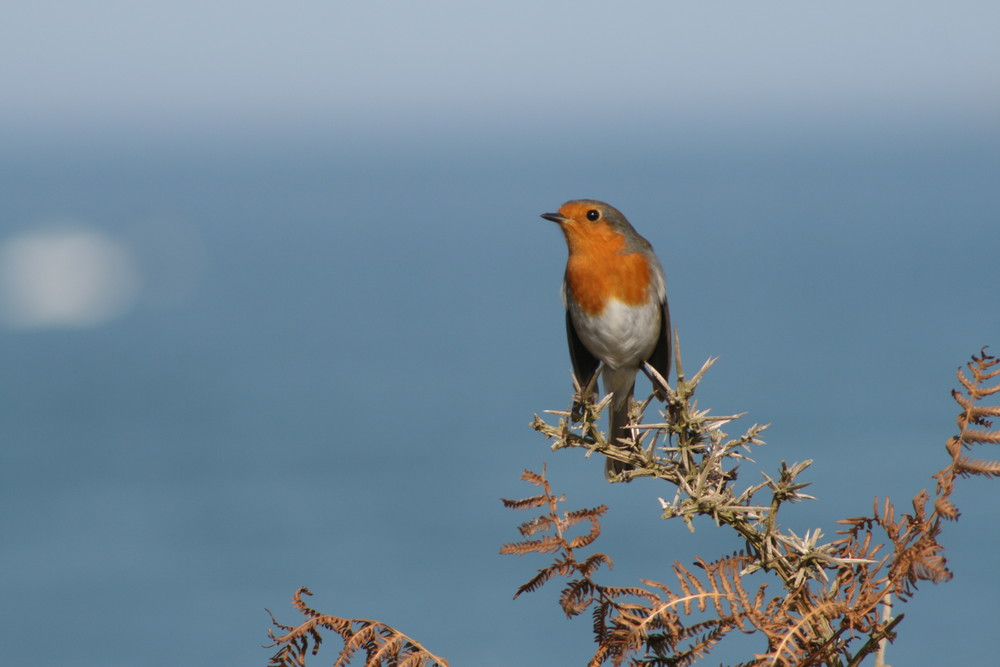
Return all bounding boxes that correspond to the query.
[571,363,604,422]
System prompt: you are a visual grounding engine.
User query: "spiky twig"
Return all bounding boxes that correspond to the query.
[519,344,1000,665]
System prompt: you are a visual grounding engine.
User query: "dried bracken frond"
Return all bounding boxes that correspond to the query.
[517,342,999,666]
[261,347,996,666]
[265,588,448,667]
[931,349,1000,511]
[502,466,879,667]
[500,466,614,611]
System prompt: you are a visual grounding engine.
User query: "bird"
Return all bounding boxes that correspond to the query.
[541,200,671,480]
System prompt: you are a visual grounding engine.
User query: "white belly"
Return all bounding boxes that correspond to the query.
[570,297,661,370]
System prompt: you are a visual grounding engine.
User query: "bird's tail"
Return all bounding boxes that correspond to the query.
[604,370,637,481]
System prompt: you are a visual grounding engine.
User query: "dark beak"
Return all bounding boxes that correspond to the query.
[541,212,568,224]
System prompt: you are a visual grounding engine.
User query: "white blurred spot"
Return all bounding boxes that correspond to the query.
[0,227,141,329]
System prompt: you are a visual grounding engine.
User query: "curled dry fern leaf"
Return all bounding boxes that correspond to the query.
[265,588,448,667]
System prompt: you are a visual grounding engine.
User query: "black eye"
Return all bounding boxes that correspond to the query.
[586,209,600,221]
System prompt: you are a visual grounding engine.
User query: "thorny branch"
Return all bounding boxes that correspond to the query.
[515,343,1000,666]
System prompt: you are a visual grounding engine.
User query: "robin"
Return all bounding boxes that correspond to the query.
[542,200,671,480]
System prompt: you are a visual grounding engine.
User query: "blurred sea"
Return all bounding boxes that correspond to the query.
[2,126,998,665]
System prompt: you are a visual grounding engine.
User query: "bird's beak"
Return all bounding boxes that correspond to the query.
[541,212,569,224]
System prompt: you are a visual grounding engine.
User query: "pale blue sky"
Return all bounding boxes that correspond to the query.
[3,1,998,136]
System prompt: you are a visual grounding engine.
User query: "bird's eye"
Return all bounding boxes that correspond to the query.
[586,209,600,221]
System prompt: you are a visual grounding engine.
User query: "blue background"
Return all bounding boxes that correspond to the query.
[2,2,998,665]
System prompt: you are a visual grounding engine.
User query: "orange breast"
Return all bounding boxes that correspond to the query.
[563,224,651,315]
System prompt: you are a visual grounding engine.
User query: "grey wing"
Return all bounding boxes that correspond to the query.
[646,298,671,399]
[566,310,601,400]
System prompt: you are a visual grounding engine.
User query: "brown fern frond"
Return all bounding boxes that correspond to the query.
[511,554,581,598]
[515,514,555,537]
[561,578,602,616]
[398,655,431,667]
[893,533,952,597]
[956,348,1000,399]
[670,562,712,615]
[502,467,620,618]
[957,428,1000,445]
[977,382,1000,397]
[943,434,963,460]
[291,587,322,617]
[266,607,298,633]
[566,505,609,524]
[602,584,664,602]
[951,388,973,411]
[699,554,756,619]
[371,634,406,664]
[932,495,960,520]
[970,357,1000,384]
[934,348,1000,506]
[519,467,547,485]
[643,621,734,667]
[763,601,848,666]
[512,566,558,598]
[956,367,979,395]
[591,555,772,667]
[957,395,992,420]
[592,599,613,642]
[580,552,614,577]
[954,456,1000,476]
[501,494,548,510]
[499,536,563,556]
[265,589,448,667]
[568,523,602,549]
[338,624,379,664]
[971,402,1000,417]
